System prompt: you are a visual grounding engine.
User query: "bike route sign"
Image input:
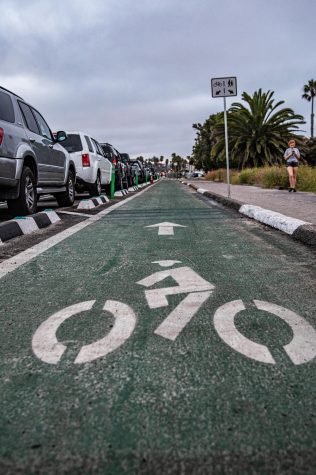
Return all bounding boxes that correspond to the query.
[211,76,237,97]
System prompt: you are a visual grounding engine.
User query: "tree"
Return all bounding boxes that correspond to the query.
[212,89,305,169]
[192,113,223,170]
[302,138,316,166]
[159,155,164,162]
[171,153,185,172]
[302,79,316,138]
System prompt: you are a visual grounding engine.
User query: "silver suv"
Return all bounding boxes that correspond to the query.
[0,86,76,215]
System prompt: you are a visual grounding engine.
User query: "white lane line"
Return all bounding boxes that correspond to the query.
[0,183,157,280]
[57,211,92,218]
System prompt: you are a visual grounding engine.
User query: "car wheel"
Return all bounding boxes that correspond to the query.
[55,171,75,207]
[7,166,37,216]
[89,173,102,197]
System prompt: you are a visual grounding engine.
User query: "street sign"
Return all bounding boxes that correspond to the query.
[211,75,238,198]
[211,77,237,98]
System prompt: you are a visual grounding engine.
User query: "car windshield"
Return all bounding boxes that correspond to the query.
[61,134,83,153]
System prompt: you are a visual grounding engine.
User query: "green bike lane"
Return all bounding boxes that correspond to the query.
[0,180,315,474]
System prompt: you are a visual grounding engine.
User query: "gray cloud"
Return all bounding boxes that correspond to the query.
[1,0,315,157]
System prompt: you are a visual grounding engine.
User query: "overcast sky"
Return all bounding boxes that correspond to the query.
[1,0,315,158]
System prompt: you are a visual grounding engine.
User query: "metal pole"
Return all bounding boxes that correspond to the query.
[223,96,230,198]
[110,165,115,199]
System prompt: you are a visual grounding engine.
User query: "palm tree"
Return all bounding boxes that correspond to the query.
[302,79,316,138]
[212,89,305,169]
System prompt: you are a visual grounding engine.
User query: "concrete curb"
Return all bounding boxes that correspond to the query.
[0,210,60,245]
[77,195,109,210]
[114,189,129,197]
[184,182,316,248]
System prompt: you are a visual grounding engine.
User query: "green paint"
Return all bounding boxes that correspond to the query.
[0,181,315,473]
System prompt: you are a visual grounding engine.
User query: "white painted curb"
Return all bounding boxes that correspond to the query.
[0,210,61,245]
[239,204,310,235]
[77,195,109,209]
[114,189,129,197]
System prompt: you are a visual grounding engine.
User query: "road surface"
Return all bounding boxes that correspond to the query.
[0,180,315,474]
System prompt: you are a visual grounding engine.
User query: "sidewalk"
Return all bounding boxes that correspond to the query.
[184,180,316,248]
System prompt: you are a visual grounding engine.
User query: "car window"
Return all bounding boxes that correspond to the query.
[0,91,15,123]
[32,109,53,140]
[91,138,102,155]
[61,134,83,153]
[18,102,40,134]
[84,135,94,153]
[100,144,112,159]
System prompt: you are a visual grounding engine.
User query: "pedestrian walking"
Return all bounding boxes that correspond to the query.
[284,139,300,192]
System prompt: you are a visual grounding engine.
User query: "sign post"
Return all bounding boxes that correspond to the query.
[211,76,237,198]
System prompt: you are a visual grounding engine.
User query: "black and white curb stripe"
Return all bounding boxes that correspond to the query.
[188,185,316,248]
[0,210,60,245]
[77,195,109,209]
[128,186,139,192]
[114,189,129,197]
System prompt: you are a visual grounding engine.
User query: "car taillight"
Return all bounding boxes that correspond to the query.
[112,159,117,166]
[0,128,4,145]
[82,153,90,167]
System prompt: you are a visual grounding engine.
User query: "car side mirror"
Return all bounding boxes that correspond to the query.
[55,131,67,142]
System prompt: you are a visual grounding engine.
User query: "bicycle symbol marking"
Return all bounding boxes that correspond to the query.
[32,300,136,364]
[32,261,316,366]
[137,264,214,341]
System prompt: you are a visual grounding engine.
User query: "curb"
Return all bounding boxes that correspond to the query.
[77,195,109,210]
[114,189,129,197]
[0,210,60,245]
[184,182,316,248]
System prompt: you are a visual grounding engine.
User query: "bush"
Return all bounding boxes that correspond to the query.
[239,168,260,185]
[205,165,316,192]
[296,165,316,192]
[261,166,288,188]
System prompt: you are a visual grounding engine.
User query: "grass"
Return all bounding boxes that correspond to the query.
[204,166,316,192]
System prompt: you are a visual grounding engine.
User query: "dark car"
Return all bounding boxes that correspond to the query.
[120,153,136,187]
[100,143,128,190]
[129,159,146,184]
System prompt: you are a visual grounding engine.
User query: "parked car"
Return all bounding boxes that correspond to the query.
[100,143,128,190]
[130,159,145,183]
[0,86,76,215]
[193,171,205,178]
[120,153,135,187]
[61,132,112,196]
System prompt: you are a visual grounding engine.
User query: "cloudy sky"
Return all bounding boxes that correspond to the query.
[1,0,315,159]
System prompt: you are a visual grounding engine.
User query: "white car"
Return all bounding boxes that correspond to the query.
[192,170,205,178]
[62,132,112,196]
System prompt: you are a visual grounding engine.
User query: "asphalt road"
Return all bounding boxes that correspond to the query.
[0,180,315,474]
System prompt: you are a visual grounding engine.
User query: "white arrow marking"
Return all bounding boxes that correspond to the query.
[151,260,182,267]
[146,222,187,236]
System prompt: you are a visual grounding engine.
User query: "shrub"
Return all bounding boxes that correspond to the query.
[205,165,316,192]
[239,168,259,185]
[261,166,288,188]
[296,166,316,192]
